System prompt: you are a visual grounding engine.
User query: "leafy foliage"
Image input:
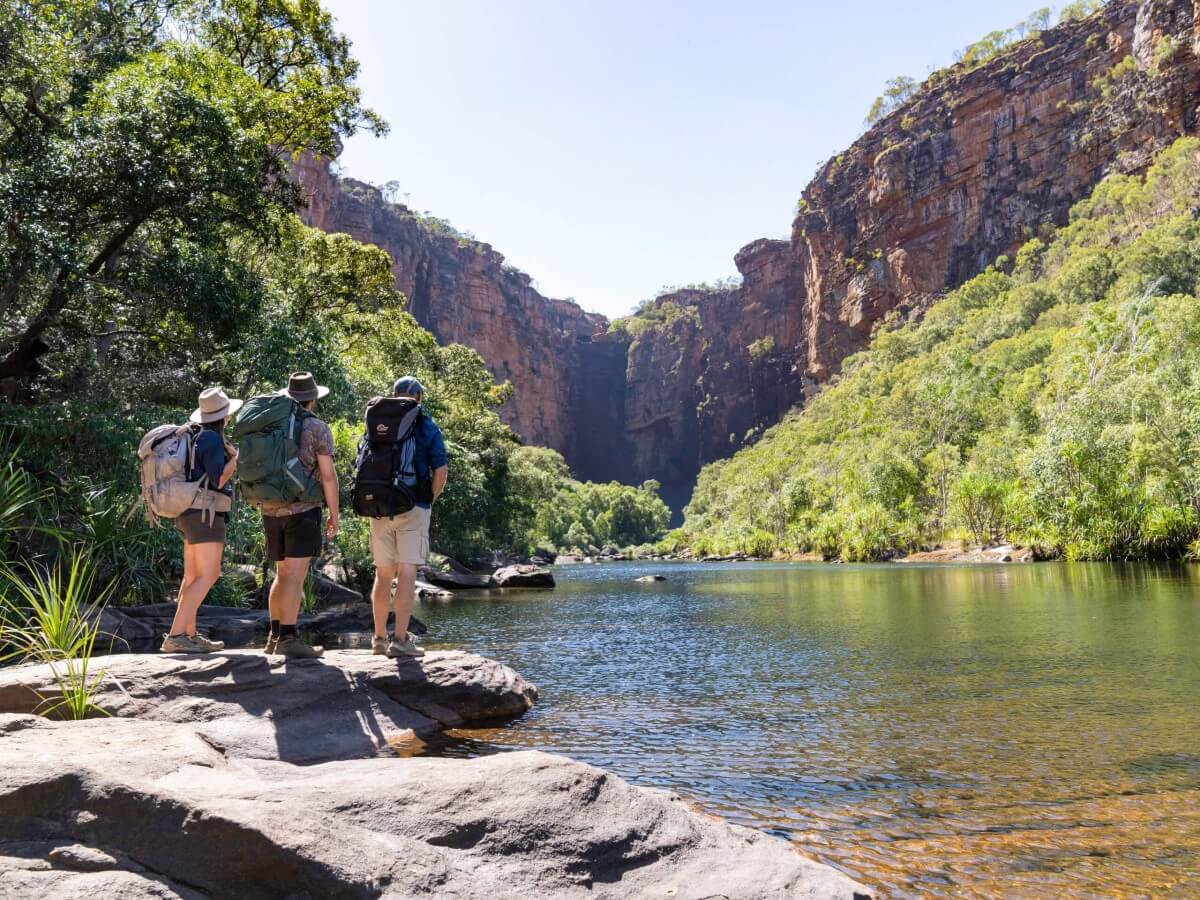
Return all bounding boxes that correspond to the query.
[0,0,669,599]
[865,76,918,126]
[0,0,384,383]
[863,3,1111,131]
[684,138,1200,561]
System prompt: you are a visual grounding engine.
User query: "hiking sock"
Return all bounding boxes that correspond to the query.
[269,619,280,639]
[279,624,297,639]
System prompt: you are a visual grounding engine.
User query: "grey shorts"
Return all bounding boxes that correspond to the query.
[174,509,227,545]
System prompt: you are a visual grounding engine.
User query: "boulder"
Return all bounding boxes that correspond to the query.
[415,579,454,600]
[227,563,261,592]
[0,649,536,763]
[320,560,357,587]
[493,565,555,588]
[420,565,495,589]
[109,603,265,648]
[312,571,363,604]
[0,714,870,899]
[634,574,666,582]
[554,553,582,564]
[90,606,158,652]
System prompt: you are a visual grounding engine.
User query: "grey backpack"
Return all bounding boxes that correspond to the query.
[138,424,231,526]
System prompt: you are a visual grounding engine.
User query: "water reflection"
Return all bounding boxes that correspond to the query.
[336,561,1200,896]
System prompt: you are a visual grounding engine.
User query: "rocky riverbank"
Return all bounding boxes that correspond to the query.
[0,651,869,898]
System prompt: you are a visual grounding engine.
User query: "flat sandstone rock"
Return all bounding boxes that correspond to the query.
[0,714,870,899]
[0,649,536,763]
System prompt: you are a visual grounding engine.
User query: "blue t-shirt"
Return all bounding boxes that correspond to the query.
[189,428,231,496]
[407,413,447,509]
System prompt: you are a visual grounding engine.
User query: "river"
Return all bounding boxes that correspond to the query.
[360,561,1198,897]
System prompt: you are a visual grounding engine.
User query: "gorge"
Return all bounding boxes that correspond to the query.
[296,0,1200,516]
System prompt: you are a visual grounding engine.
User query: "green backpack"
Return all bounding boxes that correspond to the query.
[232,393,324,506]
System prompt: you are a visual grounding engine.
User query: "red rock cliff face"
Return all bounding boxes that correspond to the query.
[292,159,621,476]
[624,0,1200,512]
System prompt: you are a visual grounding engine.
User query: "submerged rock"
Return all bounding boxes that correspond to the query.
[493,565,555,588]
[635,574,667,582]
[0,713,869,899]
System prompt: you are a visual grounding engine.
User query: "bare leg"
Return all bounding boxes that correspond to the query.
[393,564,417,638]
[275,556,311,627]
[170,541,222,636]
[371,564,399,639]
[267,560,283,624]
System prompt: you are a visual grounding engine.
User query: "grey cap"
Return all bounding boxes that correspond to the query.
[392,375,425,397]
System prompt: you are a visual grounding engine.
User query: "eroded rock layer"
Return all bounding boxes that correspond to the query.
[298,0,1200,512]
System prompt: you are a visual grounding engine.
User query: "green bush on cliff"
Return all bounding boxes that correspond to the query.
[864,3,1111,130]
[683,137,1200,561]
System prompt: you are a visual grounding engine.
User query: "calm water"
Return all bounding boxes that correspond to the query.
[364,562,1199,897]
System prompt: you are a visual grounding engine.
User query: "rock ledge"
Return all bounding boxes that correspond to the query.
[0,650,870,898]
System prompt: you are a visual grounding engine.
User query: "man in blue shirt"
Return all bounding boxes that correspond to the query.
[370,376,448,658]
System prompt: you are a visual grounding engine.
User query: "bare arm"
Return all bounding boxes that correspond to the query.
[431,465,448,502]
[218,442,238,490]
[317,453,339,537]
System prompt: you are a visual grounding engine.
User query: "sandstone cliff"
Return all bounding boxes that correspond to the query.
[292,155,620,475]
[619,0,1200,511]
[297,0,1200,515]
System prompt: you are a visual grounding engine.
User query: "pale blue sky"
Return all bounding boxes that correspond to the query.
[326,0,1046,318]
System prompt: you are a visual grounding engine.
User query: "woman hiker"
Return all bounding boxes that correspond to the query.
[161,387,242,654]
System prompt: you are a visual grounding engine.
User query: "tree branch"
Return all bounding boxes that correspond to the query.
[0,210,157,380]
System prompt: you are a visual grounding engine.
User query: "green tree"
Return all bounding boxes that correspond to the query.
[865,75,918,125]
[0,0,384,382]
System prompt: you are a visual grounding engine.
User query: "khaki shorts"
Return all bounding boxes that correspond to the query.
[369,506,431,567]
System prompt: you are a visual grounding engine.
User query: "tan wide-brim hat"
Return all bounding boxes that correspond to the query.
[190,386,244,424]
[280,371,330,402]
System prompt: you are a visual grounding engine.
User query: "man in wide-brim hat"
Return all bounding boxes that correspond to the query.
[260,371,339,659]
[279,371,330,404]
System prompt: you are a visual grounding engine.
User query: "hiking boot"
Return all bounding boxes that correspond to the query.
[264,635,278,655]
[386,633,425,658]
[189,632,225,652]
[371,635,389,655]
[277,636,324,659]
[161,633,208,654]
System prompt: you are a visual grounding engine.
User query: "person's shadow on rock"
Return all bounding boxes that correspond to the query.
[209,653,415,764]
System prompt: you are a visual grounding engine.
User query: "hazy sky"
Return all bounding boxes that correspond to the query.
[325,0,1046,318]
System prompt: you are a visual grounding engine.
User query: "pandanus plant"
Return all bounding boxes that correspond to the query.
[0,545,113,720]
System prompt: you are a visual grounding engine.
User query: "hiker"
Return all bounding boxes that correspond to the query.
[353,376,447,658]
[162,387,242,654]
[240,372,339,659]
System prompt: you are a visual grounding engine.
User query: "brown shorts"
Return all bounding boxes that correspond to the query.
[174,509,227,545]
[263,507,323,561]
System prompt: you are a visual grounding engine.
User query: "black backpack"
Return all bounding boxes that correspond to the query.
[350,397,428,518]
